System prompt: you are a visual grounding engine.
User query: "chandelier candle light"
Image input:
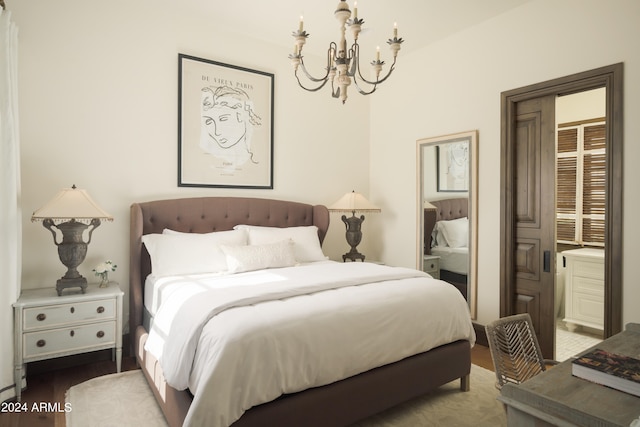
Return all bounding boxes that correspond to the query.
[289,0,404,104]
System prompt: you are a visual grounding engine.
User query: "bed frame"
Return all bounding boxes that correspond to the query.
[130,196,471,427]
[424,198,469,298]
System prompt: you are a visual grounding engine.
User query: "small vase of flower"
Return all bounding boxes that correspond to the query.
[93,260,117,288]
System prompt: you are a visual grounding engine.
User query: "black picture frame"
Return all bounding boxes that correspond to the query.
[178,54,274,189]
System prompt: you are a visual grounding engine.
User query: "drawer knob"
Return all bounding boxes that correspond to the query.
[97,306,105,314]
[70,307,75,314]
[96,331,105,338]
[37,339,46,347]
[70,330,75,337]
[36,313,46,321]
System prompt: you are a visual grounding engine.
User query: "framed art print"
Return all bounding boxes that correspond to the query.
[178,54,274,188]
[436,140,470,192]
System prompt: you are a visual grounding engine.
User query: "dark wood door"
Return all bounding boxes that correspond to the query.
[500,64,624,360]
[509,95,557,358]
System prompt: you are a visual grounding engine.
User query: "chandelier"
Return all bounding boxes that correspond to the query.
[288,0,404,104]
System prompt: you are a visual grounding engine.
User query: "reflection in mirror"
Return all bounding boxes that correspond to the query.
[417,131,478,319]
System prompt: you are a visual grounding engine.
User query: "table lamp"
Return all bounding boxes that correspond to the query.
[423,200,437,255]
[31,185,113,295]
[329,191,381,262]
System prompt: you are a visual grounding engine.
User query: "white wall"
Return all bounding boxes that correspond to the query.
[557,88,606,123]
[11,0,372,332]
[11,0,640,334]
[369,0,640,326]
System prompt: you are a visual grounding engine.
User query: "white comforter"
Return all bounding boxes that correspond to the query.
[145,261,475,427]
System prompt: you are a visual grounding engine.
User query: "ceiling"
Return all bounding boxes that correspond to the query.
[180,0,532,57]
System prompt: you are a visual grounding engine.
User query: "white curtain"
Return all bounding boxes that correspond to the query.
[0,7,21,402]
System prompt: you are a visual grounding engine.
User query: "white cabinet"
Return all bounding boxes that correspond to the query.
[423,255,440,279]
[13,283,123,402]
[562,248,604,332]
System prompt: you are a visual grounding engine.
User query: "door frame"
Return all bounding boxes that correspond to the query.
[500,63,623,340]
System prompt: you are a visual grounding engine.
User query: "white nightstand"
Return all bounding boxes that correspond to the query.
[423,255,441,279]
[13,283,123,402]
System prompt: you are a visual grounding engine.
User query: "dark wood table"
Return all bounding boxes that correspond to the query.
[498,323,640,427]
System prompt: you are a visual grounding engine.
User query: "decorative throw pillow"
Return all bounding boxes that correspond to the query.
[220,240,297,273]
[233,225,327,262]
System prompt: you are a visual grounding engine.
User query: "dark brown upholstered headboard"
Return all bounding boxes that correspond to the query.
[129,197,330,355]
[423,198,468,254]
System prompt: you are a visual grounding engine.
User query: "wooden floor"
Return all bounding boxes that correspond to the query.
[470,342,494,371]
[1,353,139,427]
[1,345,494,427]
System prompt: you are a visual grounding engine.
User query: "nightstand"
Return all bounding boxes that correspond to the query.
[13,283,123,402]
[423,255,440,279]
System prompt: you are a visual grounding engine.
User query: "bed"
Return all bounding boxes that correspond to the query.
[130,196,475,427]
[423,198,469,298]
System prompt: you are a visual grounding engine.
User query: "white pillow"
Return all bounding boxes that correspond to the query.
[142,228,248,276]
[220,240,297,273]
[233,225,327,262]
[437,217,469,248]
[431,224,446,247]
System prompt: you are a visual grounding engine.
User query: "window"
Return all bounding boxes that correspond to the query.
[556,119,606,246]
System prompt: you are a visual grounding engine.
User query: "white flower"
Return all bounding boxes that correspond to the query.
[93,260,117,275]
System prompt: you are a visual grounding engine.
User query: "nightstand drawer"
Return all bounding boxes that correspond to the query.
[23,321,116,359]
[424,259,439,272]
[423,255,440,279]
[23,299,115,331]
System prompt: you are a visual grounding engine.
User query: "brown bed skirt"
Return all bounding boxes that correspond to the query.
[136,326,471,427]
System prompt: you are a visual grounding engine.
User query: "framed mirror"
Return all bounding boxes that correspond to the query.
[417,130,478,319]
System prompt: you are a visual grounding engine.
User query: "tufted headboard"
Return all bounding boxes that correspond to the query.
[129,196,330,354]
[424,198,468,254]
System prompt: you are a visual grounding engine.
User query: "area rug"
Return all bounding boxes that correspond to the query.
[65,370,168,427]
[354,364,505,427]
[66,365,505,427]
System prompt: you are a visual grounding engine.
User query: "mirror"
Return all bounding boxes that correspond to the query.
[416,130,478,319]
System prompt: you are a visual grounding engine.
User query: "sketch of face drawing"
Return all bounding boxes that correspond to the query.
[446,142,469,183]
[200,86,261,166]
